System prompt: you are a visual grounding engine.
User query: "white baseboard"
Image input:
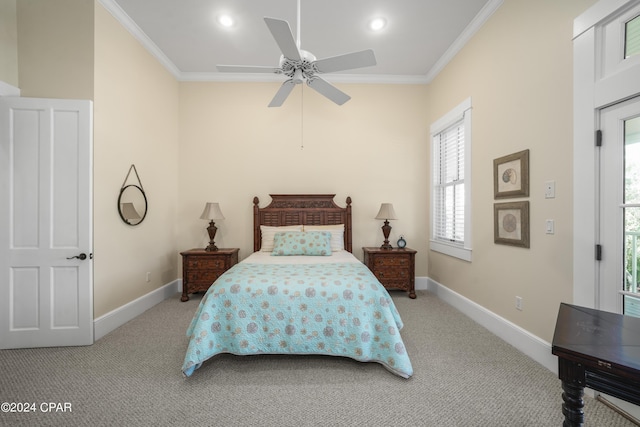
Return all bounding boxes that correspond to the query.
[0,80,20,96]
[415,276,429,291]
[418,276,557,375]
[94,280,181,341]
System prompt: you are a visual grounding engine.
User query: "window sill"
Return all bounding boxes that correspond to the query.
[430,240,472,262]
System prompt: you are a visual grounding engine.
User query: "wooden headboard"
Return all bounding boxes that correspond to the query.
[253,194,352,253]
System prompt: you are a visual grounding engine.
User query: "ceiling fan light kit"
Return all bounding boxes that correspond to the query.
[217,15,234,28]
[369,18,387,31]
[216,1,377,107]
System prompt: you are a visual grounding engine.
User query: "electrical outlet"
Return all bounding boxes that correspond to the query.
[146,272,151,282]
[545,181,556,198]
[515,296,523,311]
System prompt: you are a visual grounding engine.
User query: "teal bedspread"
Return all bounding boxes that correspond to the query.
[182,261,413,378]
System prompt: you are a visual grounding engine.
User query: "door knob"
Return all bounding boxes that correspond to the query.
[67,253,87,260]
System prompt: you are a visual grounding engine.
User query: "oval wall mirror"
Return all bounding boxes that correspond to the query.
[118,184,147,226]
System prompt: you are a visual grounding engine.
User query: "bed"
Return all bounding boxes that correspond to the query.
[181,194,413,378]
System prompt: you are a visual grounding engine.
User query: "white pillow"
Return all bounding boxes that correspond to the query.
[303,224,344,251]
[260,225,303,252]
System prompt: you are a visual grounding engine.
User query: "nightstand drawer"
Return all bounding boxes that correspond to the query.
[372,256,410,268]
[186,270,223,286]
[186,257,226,270]
[373,267,409,280]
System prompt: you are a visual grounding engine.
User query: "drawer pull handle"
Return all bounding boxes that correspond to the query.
[597,360,612,369]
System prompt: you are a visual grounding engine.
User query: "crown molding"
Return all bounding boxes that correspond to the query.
[98,0,181,78]
[100,0,502,86]
[424,0,503,83]
[178,72,429,84]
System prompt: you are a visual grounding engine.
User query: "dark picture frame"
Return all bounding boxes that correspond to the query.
[494,201,530,248]
[493,149,529,199]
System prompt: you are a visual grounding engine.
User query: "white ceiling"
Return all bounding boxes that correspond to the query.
[103,0,500,83]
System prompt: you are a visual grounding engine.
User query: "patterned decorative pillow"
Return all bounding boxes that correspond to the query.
[303,224,345,251]
[260,225,303,252]
[271,231,332,256]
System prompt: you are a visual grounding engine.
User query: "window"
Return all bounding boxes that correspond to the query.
[430,98,472,261]
[626,14,640,58]
[603,4,640,78]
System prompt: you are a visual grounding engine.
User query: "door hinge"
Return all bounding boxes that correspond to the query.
[595,129,602,147]
[596,244,602,261]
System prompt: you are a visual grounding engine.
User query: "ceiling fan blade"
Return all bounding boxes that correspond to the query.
[313,49,377,74]
[264,17,301,62]
[307,76,351,106]
[217,65,280,74]
[268,80,298,108]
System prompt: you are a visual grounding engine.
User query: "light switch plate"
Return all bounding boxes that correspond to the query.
[546,219,555,234]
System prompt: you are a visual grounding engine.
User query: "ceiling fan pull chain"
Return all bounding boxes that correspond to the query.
[300,85,304,149]
[296,0,301,49]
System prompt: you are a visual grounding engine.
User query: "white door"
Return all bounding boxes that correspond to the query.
[0,97,93,349]
[598,95,640,419]
[599,96,640,315]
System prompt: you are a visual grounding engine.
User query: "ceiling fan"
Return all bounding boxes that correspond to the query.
[216,0,377,107]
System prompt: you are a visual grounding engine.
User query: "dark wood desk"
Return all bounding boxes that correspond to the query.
[552,303,640,426]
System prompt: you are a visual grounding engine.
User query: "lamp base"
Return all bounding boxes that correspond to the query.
[205,220,219,251]
[380,220,392,250]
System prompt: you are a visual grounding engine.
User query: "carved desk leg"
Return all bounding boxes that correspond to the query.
[561,381,585,426]
[557,358,585,427]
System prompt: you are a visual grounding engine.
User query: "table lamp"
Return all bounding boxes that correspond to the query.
[200,202,225,251]
[375,203,397,250]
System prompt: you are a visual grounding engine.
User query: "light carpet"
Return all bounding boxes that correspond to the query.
[0,290,635,426]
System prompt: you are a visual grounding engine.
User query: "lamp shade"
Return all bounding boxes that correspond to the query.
[200,202,225,221]
[375,203,397,220]
[121,202,141,220]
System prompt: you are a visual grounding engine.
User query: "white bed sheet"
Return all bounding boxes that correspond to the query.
[241,250,361,265]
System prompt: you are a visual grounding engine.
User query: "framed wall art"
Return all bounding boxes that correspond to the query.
[494,201,530,248]
[493,149,529,199]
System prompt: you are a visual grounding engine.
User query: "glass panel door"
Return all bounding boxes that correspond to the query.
[600,97,640,317]
[623,115,640,316]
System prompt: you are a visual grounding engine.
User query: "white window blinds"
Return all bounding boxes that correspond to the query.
[430,97,471,262]
[433,121,465,244]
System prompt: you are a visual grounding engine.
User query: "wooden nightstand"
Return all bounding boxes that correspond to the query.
[180,248,239,302]
[363,247,417,299]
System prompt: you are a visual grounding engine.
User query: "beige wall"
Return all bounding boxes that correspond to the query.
[16,0,94,99]
[425,0,597,342]
[10,0,180,318]
[177,82,430,271]
[7,0,602,344]
[0,0,18,87]
[93,4,180,318]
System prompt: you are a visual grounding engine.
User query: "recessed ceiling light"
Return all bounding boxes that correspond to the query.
[218,15,234,27]
[369,18,386,31]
